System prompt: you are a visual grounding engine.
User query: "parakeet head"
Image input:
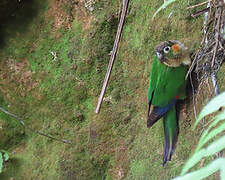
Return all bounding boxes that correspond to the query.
[154,40,191,67]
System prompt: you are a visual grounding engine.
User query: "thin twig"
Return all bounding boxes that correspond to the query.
[189,73,197,120]
[0,106,73,145]
[187,0,212,9]
[211,72,219,95]
[211,5,223,67]
[185,50,199,79]
[203,2,211,44]
[95,0,130,114]
[196,78,205,97]
[191,7,210,18]
[188,0,225,123]
[206,77,212,92]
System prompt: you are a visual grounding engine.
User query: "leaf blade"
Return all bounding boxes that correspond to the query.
[174,158,225,180]
[0,152,3,173]
[152,0,177,19]
[3,152,9,161]
[196,121,225,152]
[194,91,225,128]
[181,136,225,175]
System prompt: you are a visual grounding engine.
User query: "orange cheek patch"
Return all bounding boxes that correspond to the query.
[172,44,180,53]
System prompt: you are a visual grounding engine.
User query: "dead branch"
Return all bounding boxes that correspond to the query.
[187,0,212,10]
[211,4,223,67]
[95,0,130,114]
[191,7,210,18]
[187,0,225,120]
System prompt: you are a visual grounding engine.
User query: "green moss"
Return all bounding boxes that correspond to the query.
[0,0,213,179]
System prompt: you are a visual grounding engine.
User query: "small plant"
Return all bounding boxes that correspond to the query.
[0,150,9,173]
[174,92,225,180]
[152,0,177,19]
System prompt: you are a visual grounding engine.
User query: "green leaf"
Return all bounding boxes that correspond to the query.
[181,136,225,175]
[3,152,9,161]
[197,110,225,147]
[174,158,225,180]
[0,152,3,173]
[194,91,225,128]
[177,93,225,179]
[221,166,225,180]
[181,149,206,175]
[196,121,225,152]
[206,135,225,156]
[152,0,177,19]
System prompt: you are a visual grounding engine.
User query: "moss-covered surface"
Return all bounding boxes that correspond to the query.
[0,0,222,179]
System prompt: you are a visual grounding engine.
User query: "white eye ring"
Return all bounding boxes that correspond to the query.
[163,46,170,54]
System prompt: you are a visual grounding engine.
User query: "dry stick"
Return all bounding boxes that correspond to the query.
[188,2,211,120]
[185,50,199,79]
[191,3,224,18]
[191,7,210,18]
[189,74,198,120]
[0,106,73,145]
[211,72,219,94]
[210,4,223,95]
[95,0,129,114]
[211,6,223,67]
[187,0,212,9]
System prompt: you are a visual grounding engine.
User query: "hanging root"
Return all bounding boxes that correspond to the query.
[187,0,225,100]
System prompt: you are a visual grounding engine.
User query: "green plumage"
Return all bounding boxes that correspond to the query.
[147,55,187,165]
[163,106,178,164]
[148,56,187,106]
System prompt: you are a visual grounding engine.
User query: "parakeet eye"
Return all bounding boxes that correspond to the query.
[163,46,171,54]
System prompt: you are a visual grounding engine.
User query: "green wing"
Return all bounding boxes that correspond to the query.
[148,56,187,107]
[147,56,162,102]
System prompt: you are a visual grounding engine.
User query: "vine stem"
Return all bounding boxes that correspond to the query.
[0,106,72,145]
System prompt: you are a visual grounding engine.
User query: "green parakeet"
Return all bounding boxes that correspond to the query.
[147,40,190,166]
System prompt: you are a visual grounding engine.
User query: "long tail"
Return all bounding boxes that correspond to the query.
[163,105,179,166]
